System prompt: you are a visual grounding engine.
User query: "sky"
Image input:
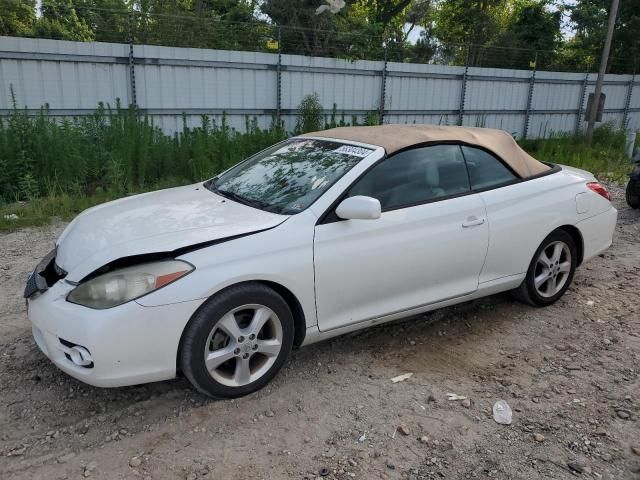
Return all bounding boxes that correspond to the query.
[405,24,424,44]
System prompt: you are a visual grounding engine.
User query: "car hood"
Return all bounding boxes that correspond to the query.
[56,184,288,281]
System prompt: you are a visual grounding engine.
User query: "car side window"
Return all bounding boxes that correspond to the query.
[461,146,518,190]
[348,145,470,211]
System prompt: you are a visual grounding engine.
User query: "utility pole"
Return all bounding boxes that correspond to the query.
[586,0,619,143]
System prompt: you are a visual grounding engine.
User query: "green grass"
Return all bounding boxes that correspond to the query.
[0,100,288,232]
[0,100,635,232]
[0,100,287,203]
[0,179,187,232]
[518,123,634,182]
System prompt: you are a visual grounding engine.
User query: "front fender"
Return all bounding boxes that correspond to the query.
[134,211,318,329]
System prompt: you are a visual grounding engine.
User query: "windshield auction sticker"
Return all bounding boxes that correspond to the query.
[333,145,373,157]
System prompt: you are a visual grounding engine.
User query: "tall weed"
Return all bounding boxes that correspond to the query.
[294,94,323,134]
[518,122,631,181]
[0,101,633,231]
[0,102,286,203]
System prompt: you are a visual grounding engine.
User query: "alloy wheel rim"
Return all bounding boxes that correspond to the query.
[533,241,571,298]
[204,304,283,387]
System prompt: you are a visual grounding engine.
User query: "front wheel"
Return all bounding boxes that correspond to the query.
[513,230,577,307]
[179,283,294,398]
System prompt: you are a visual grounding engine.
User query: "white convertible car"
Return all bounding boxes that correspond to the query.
[25,125,617,397]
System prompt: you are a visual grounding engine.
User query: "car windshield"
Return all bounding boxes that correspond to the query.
[205,139,373,215]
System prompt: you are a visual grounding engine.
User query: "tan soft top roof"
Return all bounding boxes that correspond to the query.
[302,124,549,178]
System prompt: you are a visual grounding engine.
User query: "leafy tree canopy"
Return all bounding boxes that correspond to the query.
[0,0,36,36]
[567,0,640,73]
[0,0,637,73]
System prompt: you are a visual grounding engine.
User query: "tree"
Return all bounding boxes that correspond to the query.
[0,0,36,37]
[74,0,131,43]
[261,0,357,57]
[260,0,433,60]
[1,0,636,75]
[359,0,434,61]
[35,0,95,41]
[568,0,640,74]
[490,0,562,69]
[504,1,560,52]
[194,0,257,23]
[1,0,131,43]
[189,0,270,51]
[130,0,268,50]
[357,0,414,33]
[432,0,508,65]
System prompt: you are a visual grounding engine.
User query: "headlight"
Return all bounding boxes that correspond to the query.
[67,260,194,309]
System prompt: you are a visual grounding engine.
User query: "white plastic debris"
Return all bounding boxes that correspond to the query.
[493,400,513,425]
[390,373,413,383]
[586,300,595,306]
[446,393,467,401]
[3,214,18,220]
[315,0,346,14]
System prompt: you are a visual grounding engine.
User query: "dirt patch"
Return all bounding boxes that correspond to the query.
[0,185,639,480]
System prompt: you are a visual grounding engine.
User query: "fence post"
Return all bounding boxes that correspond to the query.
[622,72,635,130]
[458,46,469,126]
[522,52,537,139]
[127,10,137,108]
[276,27,282,127]
[379,44,388,124]
[575,71,589,135]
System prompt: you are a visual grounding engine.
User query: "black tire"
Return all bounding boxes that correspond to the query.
[627,180,640,209]
[513,229,577,307]
[179,282,294,398]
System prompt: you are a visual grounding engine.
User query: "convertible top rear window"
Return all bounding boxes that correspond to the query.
[206,139,372,215]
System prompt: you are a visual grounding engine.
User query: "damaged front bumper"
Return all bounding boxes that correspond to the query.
[27,280,205,387]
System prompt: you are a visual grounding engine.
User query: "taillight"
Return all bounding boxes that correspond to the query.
[587,182,611,201]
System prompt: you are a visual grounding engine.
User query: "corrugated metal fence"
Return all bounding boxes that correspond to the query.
[1,36,638,138]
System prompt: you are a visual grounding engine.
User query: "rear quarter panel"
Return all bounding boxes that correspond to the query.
[478,168,610,283]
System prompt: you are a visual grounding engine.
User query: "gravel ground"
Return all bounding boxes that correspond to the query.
[0,184,639,480]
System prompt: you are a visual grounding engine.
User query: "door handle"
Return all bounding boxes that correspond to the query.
[462,216,485,228]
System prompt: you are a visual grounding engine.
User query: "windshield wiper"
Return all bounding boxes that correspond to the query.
[214,188,273,212]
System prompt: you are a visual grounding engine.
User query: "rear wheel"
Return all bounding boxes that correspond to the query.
[513,230,577,307]
[627,180,640,209]
[179,283,294,398]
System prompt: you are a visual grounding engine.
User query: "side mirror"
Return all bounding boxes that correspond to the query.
[335,196,381,220]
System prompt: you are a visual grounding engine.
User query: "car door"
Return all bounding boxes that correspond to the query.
[460,145,566,284]
[313,144,489,332]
